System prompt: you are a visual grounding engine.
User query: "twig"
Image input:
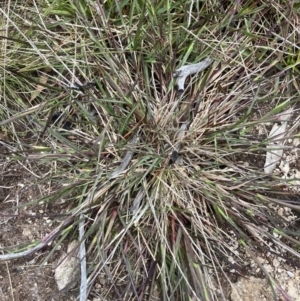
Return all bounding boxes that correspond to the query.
[79,214,87,301]
[0,217,72,262]
[264,107,294,174]
[5,262,15,301]
[173,58,213,91]
[0,235,54,262]
[130,189,145,215]
[110,135,139,179]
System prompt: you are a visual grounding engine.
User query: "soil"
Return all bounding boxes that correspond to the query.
[0,142,77,301]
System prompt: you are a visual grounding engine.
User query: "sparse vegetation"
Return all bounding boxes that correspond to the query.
[1,1,300,300]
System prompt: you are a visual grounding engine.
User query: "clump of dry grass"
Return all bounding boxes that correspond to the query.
[1,1,300,300]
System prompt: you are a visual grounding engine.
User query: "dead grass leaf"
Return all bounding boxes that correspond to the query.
[30,73,48,102]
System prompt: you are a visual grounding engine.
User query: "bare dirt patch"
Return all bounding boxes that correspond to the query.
[0,148,76,301]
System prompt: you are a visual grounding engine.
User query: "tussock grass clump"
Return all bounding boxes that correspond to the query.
[1,1,300,300]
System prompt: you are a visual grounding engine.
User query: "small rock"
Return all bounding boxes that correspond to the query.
[54,240,80,291]
[286,271,294,278]
[272,258,280,268]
